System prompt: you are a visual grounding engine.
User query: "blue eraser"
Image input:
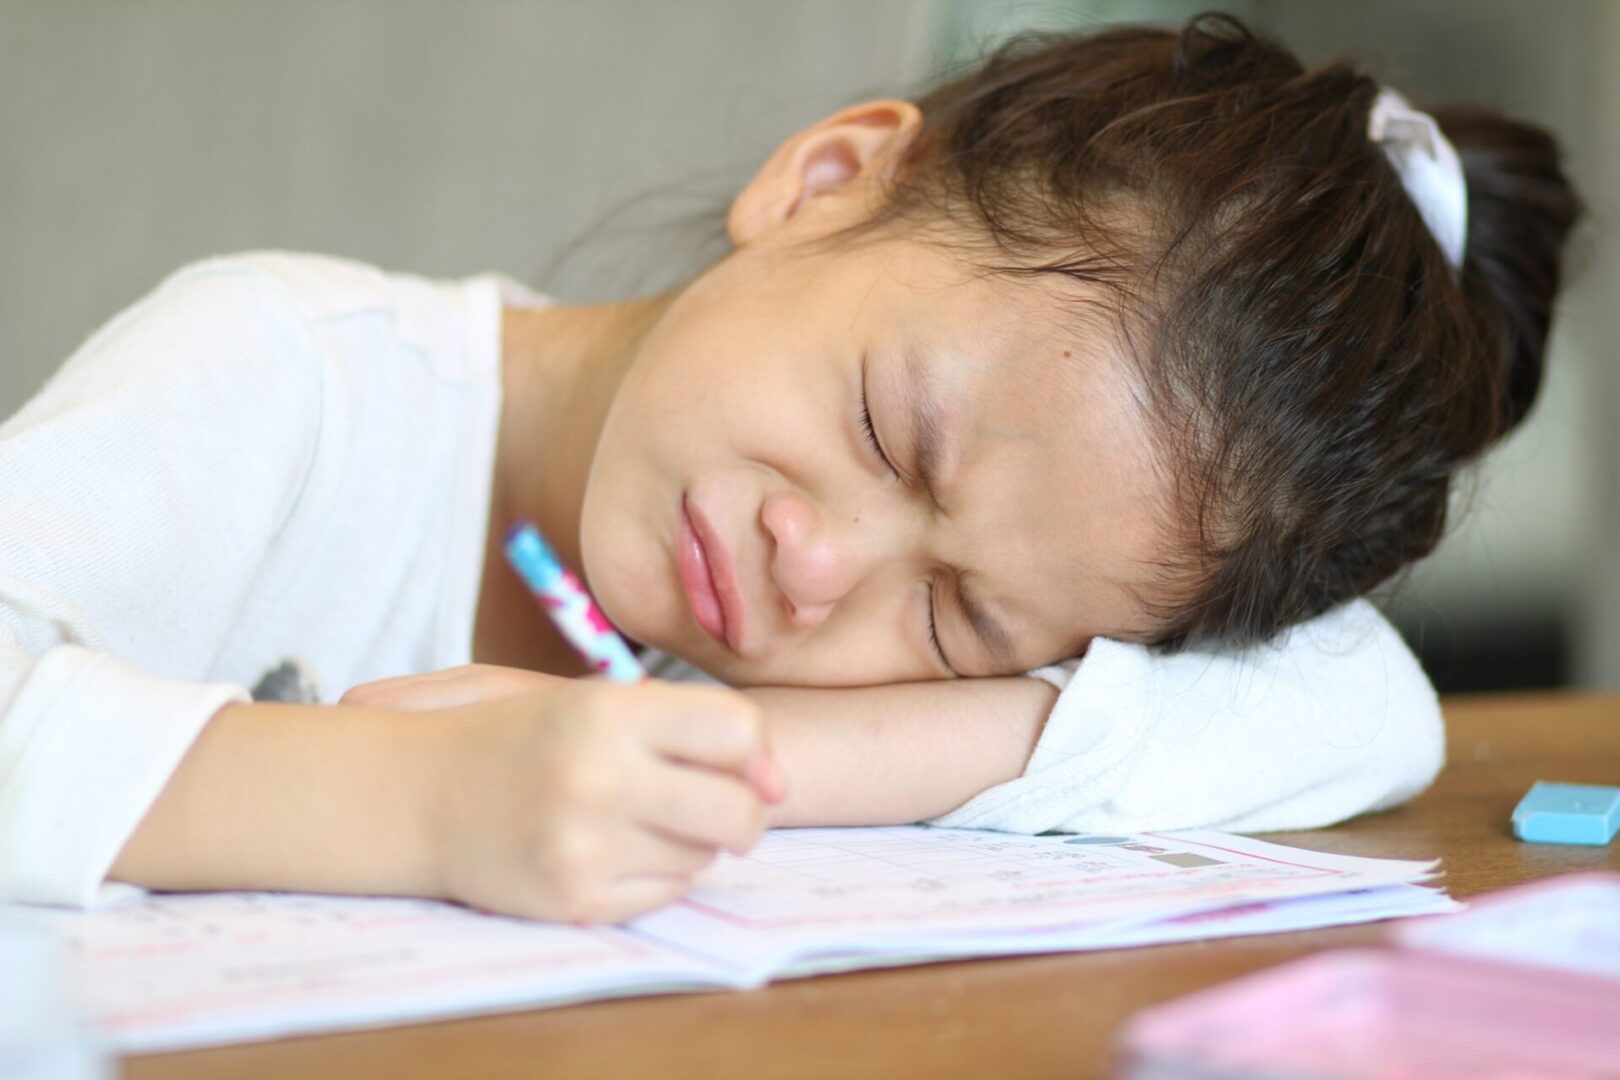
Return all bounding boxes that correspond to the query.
[1511,781,1620,846]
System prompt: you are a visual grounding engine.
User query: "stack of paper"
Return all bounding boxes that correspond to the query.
[11,826,1455,1053]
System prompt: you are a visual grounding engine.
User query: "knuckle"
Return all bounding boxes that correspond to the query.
[731,701,765,743]
[571,683,606,716]
[542,823,603,880]
[557,760,621,808]
[594,678,637,705]
[704,695,762,749]
[572,686,628,734]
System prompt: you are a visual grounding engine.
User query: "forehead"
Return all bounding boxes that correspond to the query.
[869,242,1175,660]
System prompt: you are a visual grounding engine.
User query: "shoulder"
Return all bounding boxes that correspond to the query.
[57,254,361,396]
[150,250,404,325]
[60,252,386,383]
[150,251,510,381]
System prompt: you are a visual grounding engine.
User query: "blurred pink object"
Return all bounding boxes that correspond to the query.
[1394,871,1620,980]
[1120,872,1620,1079]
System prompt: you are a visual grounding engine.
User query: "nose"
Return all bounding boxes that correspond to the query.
[760,490,863,629]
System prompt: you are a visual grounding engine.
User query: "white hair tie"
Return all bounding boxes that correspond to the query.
[1368,87,1468,269]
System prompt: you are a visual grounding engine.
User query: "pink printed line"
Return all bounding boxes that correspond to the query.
[676,897,755,927]
[101,946,670,1029]
[84,940,203,961]
[676,875,1322,932]
[1141,833,1362,873]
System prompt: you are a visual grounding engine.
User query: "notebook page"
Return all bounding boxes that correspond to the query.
[774,882,1458,980]
[20,890,723,1054]
[14,827,1447,1053]
[626,827,1441,978]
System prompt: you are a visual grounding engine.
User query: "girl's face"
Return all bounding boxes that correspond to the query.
[578,102,1174,687]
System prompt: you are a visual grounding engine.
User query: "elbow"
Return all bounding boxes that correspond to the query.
[1213,688,1449,835]
[1282,689,1448,831]
[1365,688,1447,815]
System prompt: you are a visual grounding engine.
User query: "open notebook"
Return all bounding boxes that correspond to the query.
[14,825,1455,1053]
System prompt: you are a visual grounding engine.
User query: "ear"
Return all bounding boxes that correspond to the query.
[726,99,923,248]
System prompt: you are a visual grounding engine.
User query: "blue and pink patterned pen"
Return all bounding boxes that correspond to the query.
[503,522,646,682]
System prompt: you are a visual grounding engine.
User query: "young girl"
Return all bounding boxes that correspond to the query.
[0,15,1578,923]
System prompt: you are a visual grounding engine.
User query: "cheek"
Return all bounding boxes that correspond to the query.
[756,602,938,688]
[573,380,727,656]
[576,422,684,651]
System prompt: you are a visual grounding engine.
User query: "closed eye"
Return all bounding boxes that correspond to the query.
[926,580,956,676]
[859,368,897,476]
[862,363,950,674]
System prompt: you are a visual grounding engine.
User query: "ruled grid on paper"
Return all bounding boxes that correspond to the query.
[13,825,1455,1054]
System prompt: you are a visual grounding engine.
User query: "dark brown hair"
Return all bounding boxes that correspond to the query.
[835,12,1582,650]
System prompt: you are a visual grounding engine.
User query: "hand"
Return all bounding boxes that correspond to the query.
[341,663,562,711]
[431,679,786,924]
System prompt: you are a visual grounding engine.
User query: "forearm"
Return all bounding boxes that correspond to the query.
[745,677,1056,827]
[109,700,453,898]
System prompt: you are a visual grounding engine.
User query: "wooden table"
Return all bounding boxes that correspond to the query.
[127,693,1620,1080]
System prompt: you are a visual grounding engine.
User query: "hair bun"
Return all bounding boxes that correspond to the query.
[1432,105,1581,437]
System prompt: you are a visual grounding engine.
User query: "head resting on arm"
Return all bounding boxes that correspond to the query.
[805,11,1582,650]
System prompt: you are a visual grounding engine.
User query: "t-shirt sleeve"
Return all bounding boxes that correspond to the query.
[927,599,1444,835]
[0,262,327,906]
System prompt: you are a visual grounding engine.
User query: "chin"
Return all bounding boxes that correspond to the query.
[580,486,753,684]
[589,562,707,673]
[623,617,756,686]
[638,621,747,683]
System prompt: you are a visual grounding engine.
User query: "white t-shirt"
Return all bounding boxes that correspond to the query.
[0,252,1444,908]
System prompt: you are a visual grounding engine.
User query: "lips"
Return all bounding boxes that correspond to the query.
[678,494,746,653]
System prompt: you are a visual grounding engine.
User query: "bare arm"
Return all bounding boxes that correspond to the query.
[111,681,780,923]
[745,677,1058,827]
[109,700,452,897]
[340,665,1060,832]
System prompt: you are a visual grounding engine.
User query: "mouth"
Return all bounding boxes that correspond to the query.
[678,494,747,654]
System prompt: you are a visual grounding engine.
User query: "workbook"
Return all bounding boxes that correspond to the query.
[14,826,1456,1053]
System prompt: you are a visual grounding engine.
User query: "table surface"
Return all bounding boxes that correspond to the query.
[126,692,1620,1080]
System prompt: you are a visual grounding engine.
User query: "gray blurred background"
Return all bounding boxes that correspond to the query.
[3,0,1614,692]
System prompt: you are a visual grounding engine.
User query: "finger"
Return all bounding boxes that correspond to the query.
[377,679,486,711]
[617,825,721,878]
[592,875,693,924]
[743,748,788,805]
[631,764,767,853]
[343,667,566,711]
[520,872,692,925]
[339,673,444,710]
[629,686,765,773]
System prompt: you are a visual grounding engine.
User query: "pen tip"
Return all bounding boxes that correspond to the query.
[504,521,534,548]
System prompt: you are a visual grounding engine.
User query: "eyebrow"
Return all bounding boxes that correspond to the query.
[898,349,1020,673]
